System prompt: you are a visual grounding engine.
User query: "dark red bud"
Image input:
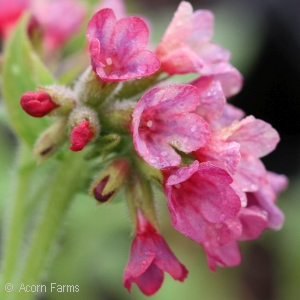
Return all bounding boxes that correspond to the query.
[93,176,115,202]
[20,91,58,117]
[69,120,94,152]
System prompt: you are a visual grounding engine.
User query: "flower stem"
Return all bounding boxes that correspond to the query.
[3,149,87,300]
[0,143,35,297]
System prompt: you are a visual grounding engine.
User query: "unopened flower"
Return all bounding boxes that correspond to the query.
[89,158,130,203]
[68,106,100,151]
[163,161,241,243]
[123,211,188,295]
[69,120,94,151]
[132,84,211,169]
[86,8,160,82]
[20,91,59,117]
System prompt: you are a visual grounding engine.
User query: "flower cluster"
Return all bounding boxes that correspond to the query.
[17,0,287,296]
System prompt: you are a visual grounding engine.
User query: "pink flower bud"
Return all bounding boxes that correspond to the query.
[20,91,58,117]
[69,120,94,151]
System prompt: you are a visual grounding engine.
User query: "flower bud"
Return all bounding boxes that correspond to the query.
[20,91,58,117]
[33,117,68,163]
[68,106,100,151]
[89,158,130,204]
[38,85,76,115]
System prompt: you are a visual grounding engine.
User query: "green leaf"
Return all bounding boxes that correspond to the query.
[2,13,55,146]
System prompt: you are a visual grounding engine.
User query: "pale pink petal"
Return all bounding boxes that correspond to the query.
[210,103,245,131]
[194,139,240,175]
[191,76,226,122]
[156,1,194,54]
[226,116,280,157]
[212,63,243,97]
[233,154,267,192]
[267,171,288,195]
[252,185,285,230]
[186,9,214,44]
[195,42,231,67]
[157,45,203,74]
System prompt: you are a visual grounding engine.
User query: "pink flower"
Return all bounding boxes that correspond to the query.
[132,84,211,169]
[194,116,280,204]
[247,172,288,230]
[86,8,160,82]
[20,91,59,117]
[32,0,86,51]
[201,205,268,271]
[123,211,188,296]
[163,161,241,243]
[156,1,231,75]
[0,0,29,38]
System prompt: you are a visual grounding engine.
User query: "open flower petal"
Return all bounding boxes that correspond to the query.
[132,84,211,169]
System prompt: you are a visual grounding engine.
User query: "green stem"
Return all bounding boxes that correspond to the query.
[8,151,87,300]
[0,143,36,297]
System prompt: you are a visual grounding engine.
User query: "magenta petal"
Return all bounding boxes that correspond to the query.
[86,8,116,51]
[152,234,188,281]
[132,85,211,169]
[210,103,245,131]
[112,17,148,60]
[132,263,164,296]
[87,8,160,82]
[164,162,241,243]
[238,206,268,241]
[194,139,241,175]
[192,76,226,122]
[203,241,241,271]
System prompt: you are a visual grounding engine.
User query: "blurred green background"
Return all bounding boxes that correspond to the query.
[1,0,300,299]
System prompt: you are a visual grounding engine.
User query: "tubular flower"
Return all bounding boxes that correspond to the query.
[163,161,241,243]
[86,8,160,82]
[132,84,211,169]
[123,211,188,296]
[194,116,281,205]
[156,1,232,76]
